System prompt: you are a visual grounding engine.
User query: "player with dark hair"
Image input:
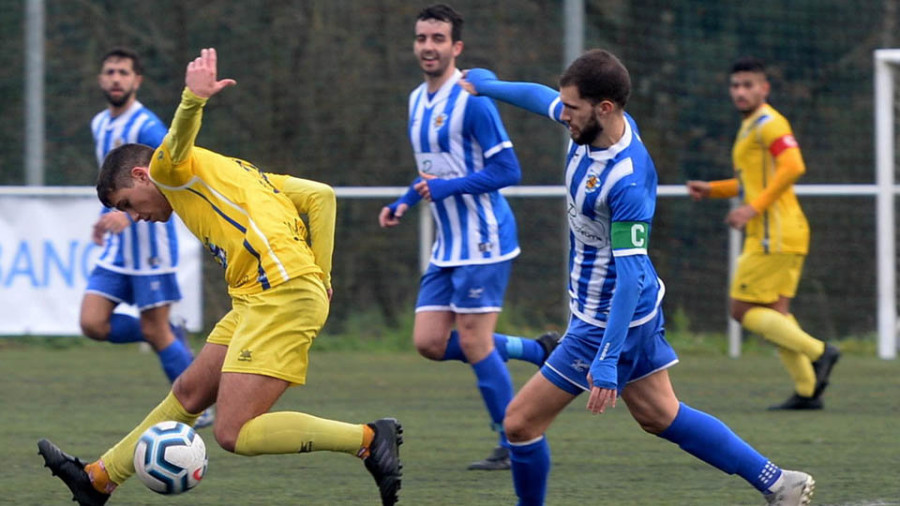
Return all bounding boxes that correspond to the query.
[687,57,840,410]
[378,3,560,471]
[84,47,213,427]
[38,48,402,506]
[462,49,815,505]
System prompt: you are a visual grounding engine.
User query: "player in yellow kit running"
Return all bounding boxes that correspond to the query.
[687,56,839,410]
[37,48,402,506]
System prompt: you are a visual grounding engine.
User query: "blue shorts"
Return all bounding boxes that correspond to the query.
[541,311,679,396]
[85,265,182,311]
[415,261,512,314]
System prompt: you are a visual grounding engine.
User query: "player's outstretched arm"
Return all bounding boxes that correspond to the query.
[462,68,563,123]
[185,48,236,99]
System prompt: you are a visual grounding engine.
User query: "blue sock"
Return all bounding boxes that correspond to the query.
[442,331,545,365]
[471,350,514,444]
[497,333,545,366]
[106,314,143,343]
[658,403,782,492]
[509,436,551,506]
[157,339,194,383]
[441,331,467,361]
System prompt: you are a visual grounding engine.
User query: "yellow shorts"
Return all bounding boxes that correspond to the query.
[730,251,805,304]
[207,273,329,386]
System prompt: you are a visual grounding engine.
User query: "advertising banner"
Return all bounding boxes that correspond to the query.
[0,193,202,335]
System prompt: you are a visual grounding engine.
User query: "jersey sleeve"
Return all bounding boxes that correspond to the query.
[463,95,513,158]
[465,68,564,123]
[151,88,206,187]
[759,115,799,158]
[137,116,167,149]
[749,115,806,212]
[266,174,336,290]
[608,174,654,229]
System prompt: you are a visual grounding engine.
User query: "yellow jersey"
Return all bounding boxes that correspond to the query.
[149,88,327,295]
[732,103,809,254]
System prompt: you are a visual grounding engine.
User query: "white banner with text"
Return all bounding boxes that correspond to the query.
[0,194,203,335]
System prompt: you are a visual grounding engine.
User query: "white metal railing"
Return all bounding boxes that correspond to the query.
[1,183,895,358]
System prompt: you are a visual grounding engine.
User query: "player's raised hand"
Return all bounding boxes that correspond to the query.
[185,48,236,99]
[459,70,477,95]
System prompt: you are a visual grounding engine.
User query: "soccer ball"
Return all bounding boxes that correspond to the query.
[133,421,208,495]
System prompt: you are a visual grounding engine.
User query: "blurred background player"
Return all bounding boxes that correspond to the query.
[82,47,212,427]
[686,57,840,410]
[38,47,402,506]
[378,4,559,471]
[463,49,815,506]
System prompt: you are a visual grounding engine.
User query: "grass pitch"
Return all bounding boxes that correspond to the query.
[2,338,898,505]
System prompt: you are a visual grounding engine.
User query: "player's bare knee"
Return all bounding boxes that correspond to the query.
[213,424,238,453]
[79,319,108,341]
[413,337,445,360]
[503,415,536,443]
[171,377,207,414]
[140,321,172,349]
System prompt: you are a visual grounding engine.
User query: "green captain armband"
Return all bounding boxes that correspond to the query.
[611,221,649,253]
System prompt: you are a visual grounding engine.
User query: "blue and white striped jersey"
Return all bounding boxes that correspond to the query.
[408,70,520,266]
[559,114,664,327]
[90,100,179,275]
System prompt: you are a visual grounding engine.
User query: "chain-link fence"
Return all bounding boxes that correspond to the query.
[1,0,895,338]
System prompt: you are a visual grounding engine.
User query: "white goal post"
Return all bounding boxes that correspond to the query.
[874,49,900,359]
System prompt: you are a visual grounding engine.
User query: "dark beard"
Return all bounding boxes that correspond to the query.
[572,115,602,145]
[103,89,133,108]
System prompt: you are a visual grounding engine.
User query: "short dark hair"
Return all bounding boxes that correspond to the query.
[417,4,463,42]
[731,56,766,75]
[96,144,154,207]
[559,49,631,109]
[101,47,144,75]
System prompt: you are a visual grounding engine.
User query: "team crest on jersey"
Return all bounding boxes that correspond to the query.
[584,169,601,194]
[433,113,447,129]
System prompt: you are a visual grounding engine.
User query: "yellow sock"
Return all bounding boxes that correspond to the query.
[101,391,201,486]
[777,347,816,397]
[742,307,825,359]
[234,412,365,457]
[786,314,826,361]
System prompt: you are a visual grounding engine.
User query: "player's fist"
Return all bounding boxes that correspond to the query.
[685,180,711,201]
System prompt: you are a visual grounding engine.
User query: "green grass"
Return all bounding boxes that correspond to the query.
[2,338,898,505]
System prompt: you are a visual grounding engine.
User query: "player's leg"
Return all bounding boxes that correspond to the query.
[414,262,555,365]
[133,273,196,383]
[731,253,838,405]
[137,304,193,382]
[80,266,142,343]
[451,263,519,470]
[504,372,577,505]
[222,274,402,504]
[624,370,814,503]
[39,341,225,503]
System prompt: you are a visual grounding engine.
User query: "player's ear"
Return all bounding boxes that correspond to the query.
[130,166,150,182]
[453,40,464,57]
